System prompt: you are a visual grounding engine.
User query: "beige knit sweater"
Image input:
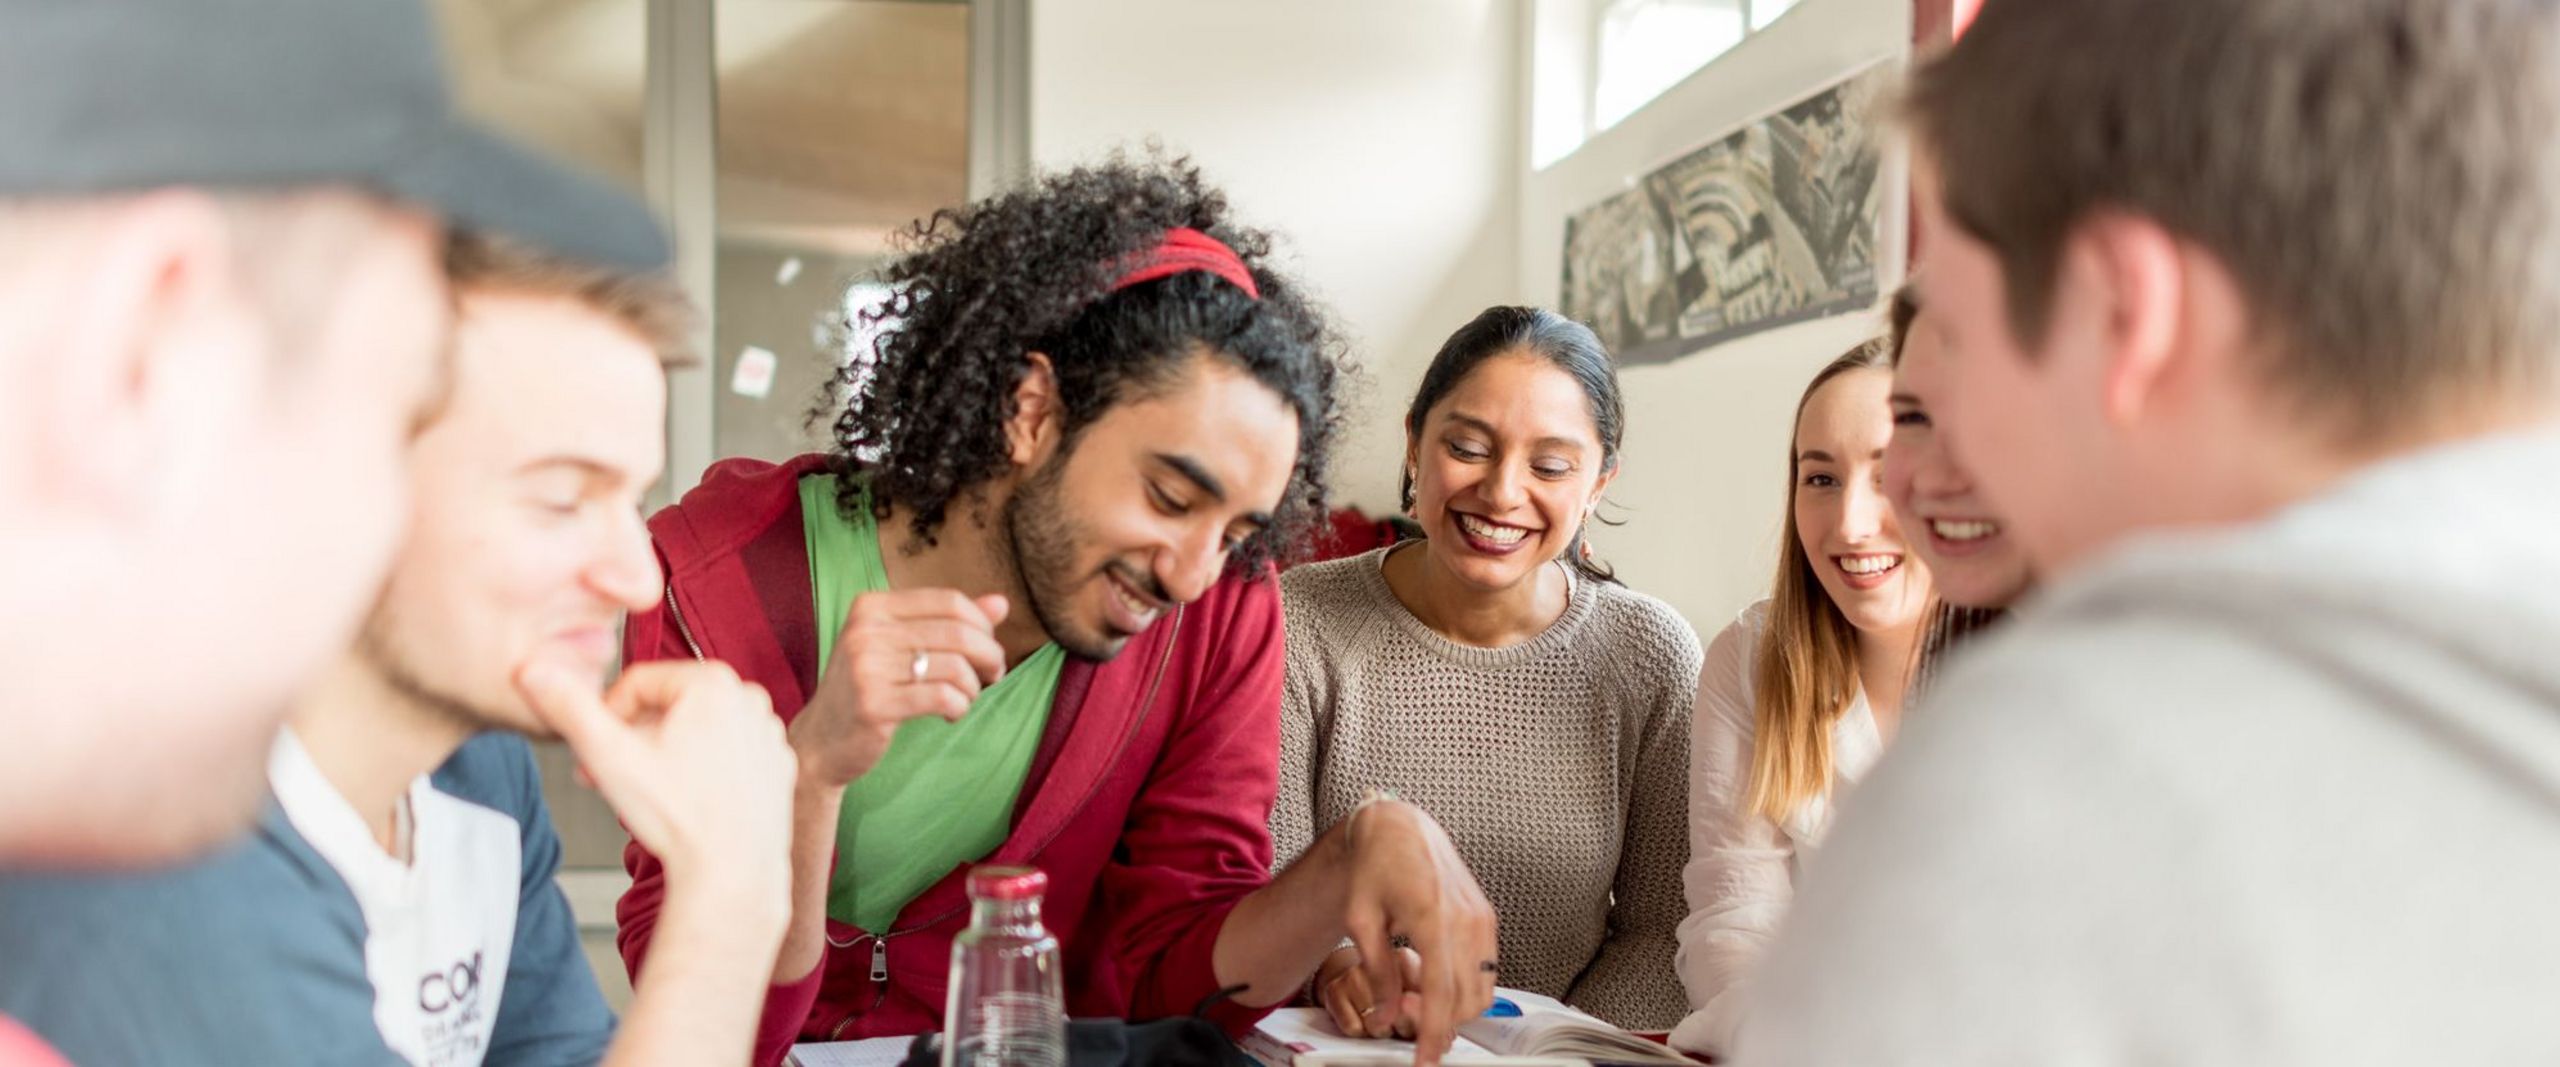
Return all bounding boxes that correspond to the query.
[1274,546,1701,1030]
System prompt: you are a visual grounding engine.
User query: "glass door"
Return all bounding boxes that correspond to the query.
[441,0,1004,1007]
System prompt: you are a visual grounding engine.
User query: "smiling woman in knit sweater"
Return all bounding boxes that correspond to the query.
[1669,337,1936,1058]
[1273,306,1701,1033]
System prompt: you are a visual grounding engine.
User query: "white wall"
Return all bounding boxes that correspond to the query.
[1028,0,1522,511]
[1520,0,1909,636]
[1029,0,1910,636]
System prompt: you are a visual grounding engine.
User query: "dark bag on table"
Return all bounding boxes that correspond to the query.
[901,1016,1253,1067]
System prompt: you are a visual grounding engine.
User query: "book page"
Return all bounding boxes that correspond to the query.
[1454,990,1688,1065]
[1252,1008,1499,1061]
[788,1036,917,1067]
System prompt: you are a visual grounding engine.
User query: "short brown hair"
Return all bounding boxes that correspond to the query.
[1886,280,1920,365]
[1906,0,2560,439]
[444,231,696,366]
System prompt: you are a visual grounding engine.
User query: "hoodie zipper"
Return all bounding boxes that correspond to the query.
[825,928,913,1039]
[820,606,1186,1041]
[664,585,706,660]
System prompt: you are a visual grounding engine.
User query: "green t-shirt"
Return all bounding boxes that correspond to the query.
[800,476,1063,933]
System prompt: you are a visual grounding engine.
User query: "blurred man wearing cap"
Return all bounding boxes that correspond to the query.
[0,235,797,1066]
[0,0,665,869]
[0,3,703,1064]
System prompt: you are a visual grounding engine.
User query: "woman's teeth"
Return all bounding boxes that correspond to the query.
[1837,554,1901,576]
[1931,519,2001,542]
[1457,514,1530,545]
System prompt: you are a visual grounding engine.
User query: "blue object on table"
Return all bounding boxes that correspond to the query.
[1485,997,1522,1018]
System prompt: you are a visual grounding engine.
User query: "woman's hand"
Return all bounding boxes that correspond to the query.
[1319,944,1425,1040]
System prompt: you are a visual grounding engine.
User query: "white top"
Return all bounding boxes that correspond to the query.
[270,730,522,1067]
[1670,601,1882,1057]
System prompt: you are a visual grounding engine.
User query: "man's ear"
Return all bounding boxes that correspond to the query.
[1005,351,1064,468]
[2071,212,2189,430]
[32,191,260,517]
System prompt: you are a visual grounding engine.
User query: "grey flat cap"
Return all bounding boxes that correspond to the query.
[0,0,668,271]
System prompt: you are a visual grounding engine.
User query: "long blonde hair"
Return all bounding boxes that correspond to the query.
[1745,340,1895,824]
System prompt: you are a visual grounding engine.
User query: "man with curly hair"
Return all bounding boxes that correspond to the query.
[615,157,1500,1066]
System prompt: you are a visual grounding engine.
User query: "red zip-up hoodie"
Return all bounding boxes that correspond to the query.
[616,455,1285,1067]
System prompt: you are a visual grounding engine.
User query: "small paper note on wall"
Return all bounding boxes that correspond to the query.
[731,345,780,400]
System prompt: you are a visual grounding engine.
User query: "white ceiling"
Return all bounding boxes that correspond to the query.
[437,0,971,254]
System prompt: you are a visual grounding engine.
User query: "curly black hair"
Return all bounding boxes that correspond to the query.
[821,152,1347,576]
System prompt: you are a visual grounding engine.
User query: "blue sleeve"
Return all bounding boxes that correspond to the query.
[0,808,405,1067]
[436,734,619,1067]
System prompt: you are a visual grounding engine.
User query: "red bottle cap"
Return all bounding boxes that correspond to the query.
[967,865,1048,901]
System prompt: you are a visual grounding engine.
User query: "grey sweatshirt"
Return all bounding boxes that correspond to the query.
[1736,428,2560,1066]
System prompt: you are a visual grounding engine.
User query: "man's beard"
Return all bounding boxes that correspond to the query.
[354,600,503,736]
[998,452,1164,662]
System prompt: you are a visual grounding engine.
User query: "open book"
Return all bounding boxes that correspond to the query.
[787,1035,914,1067]
[1453,989,1688,1065]
[1245,988,1691,1067]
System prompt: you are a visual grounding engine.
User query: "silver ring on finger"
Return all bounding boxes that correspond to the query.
[909,648,931,685]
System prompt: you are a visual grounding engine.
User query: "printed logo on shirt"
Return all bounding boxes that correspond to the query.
[419,951,483,1014]
[272,738,526,1067]
[417,950,491,1065]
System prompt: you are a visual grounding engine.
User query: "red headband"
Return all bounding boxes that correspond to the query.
[1107,227,1261,300]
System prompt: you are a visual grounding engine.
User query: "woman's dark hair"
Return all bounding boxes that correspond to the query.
[821,152,1347,575]
[1398,306,1625,584]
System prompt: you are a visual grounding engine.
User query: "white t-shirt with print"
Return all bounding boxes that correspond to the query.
[270,730,522,1067]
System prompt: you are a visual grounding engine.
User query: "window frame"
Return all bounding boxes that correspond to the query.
[1537,0,1804,168]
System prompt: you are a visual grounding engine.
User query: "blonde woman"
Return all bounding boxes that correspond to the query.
[1671,341,1934,1057]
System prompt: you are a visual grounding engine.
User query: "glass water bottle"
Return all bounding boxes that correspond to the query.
[941,865,1067,1067]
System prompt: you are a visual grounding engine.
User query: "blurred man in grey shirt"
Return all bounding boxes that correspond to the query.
[1739,1,2560,1063]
